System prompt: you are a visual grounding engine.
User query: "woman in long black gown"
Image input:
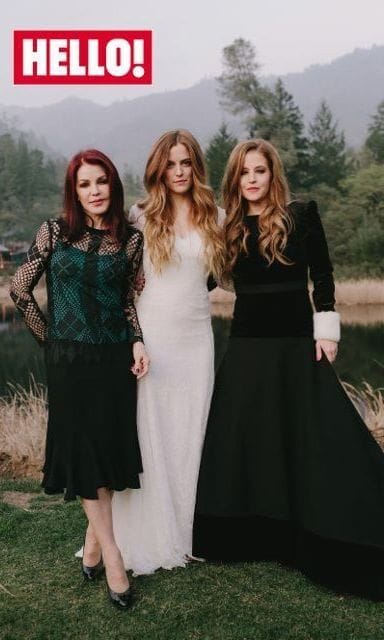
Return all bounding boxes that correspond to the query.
[193,139,384,599]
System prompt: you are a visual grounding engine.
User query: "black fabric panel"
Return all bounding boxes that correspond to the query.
[194,336,384,598]
[42,343,142,501]
[193,514,384,600]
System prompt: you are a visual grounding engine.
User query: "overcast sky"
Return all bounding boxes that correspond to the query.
[2,0,383,107]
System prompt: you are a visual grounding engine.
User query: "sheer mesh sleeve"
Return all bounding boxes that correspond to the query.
[305,200,336,312]
[124,229,144,343]
[9,221,52,344]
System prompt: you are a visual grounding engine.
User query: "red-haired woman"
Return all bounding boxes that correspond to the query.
[193,139,384,599]
[10,149,149,608]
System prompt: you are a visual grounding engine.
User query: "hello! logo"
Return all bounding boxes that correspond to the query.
[13,30,152,84]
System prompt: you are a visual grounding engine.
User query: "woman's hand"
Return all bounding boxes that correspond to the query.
[315,339,338,363]
[134,272,146,295]
[131,342,150,379]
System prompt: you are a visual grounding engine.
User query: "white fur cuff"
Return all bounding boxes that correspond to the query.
[313,311,341,342]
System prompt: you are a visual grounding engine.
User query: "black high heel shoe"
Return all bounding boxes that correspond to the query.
[81,535,104,581]
[107,583,133,609]
[82,558,105,581]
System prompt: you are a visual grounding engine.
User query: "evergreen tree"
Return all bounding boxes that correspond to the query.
[365,100,384,164]
[251,79,308,190]
[122,168,144,208]
[217,38,267,118]
[0,132,61,239]
[205,124,238,197]
[0,134,18,203]
[307,101,347,189]
[217,40,308,190]
[323,164,384,278]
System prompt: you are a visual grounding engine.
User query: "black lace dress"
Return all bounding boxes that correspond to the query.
[193,201,384,599]
[10,219,144,501]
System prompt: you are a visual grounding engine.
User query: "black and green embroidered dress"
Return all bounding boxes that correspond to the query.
[10,219,144,501]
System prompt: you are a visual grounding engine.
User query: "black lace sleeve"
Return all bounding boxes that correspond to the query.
[305,200,336,312]
[9,221,52,345]
[124,229,144,343]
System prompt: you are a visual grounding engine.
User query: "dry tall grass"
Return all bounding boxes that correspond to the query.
[343,382,384,448]
[0,379,46,477]
[0,378,383,479]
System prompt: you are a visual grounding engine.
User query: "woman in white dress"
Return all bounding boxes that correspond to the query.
[112,130,226,574]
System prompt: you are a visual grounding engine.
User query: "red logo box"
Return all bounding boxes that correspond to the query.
[14,30,152,84]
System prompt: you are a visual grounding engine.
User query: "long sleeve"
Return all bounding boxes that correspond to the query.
[305,200,340,342]
[9,221,52,344]
[128,204,146,293]
[124,229,144,343]
[305,200,335,312]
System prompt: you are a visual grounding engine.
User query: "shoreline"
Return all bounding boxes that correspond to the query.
[208,279,384,307]
[1,278,384,309]
[210,300,384,325]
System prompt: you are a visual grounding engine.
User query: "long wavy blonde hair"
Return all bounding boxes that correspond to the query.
[139,129,226,279]
[222,139,292,273]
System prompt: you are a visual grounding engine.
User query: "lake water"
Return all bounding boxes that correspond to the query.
[0,305,383,396]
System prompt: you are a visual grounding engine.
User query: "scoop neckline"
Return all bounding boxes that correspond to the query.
[174,229,198,240]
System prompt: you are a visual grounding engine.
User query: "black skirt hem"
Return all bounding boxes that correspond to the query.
[42,476,141,502]
[193,513,384,601]
[43,341,142,504]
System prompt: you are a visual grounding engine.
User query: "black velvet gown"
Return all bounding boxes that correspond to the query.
[193,200,384,599]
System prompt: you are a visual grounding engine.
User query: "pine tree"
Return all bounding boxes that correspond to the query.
[0,132,61,239]
[307,101,347,189]
[0,134,19,207]
[122,168,144,207]
[205,124,238,197]
[251,79,308,190]
[326,164,384,277]
[217,38,267,118]
[365,100,384,164]
[217,40,308,190]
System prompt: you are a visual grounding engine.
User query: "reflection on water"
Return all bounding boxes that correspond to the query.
[212,315,384,390]
[337,304,384,326]
[0,306,383,396]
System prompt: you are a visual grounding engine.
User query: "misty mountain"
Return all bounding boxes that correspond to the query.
[1,45,384,172]
[277,45,384,147]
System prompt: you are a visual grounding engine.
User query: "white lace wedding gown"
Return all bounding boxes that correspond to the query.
[112,205,223,575]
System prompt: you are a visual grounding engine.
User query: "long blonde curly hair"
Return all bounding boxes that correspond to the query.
[222,139,293,273]
[139,129,226,279]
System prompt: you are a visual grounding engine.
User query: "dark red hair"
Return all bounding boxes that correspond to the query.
[63,149,127,243]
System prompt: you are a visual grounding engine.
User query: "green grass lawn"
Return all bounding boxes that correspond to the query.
[1,478,384,640]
